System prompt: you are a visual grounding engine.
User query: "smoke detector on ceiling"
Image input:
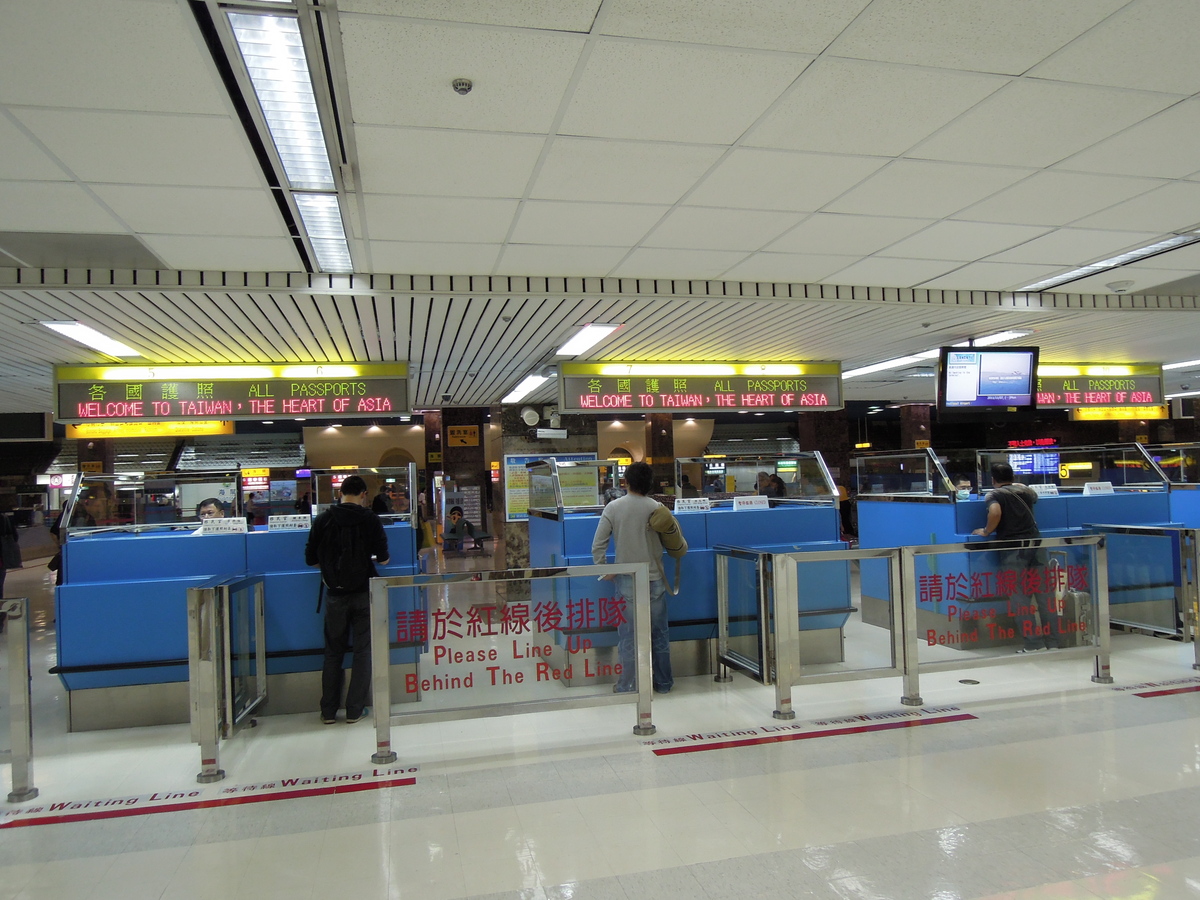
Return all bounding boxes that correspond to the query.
[1106,280,1134,293]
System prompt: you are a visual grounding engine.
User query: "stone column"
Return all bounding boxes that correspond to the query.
[645,413,675,492]
[899,404,932,449]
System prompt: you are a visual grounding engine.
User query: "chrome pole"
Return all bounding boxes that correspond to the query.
[1092,536,1114,684]
[898,547,924,706]
[713,552,732,682]
[771,554,798,720]
[188,585,225,784]
[370,576,397,764]
[633,563,655,736]
[4,598,37,803]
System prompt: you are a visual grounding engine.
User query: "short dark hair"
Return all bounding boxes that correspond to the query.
[990,462,1014,483]
[197,498,222,514]
[340,474,368,496]
[624,461,654,495]
[449,505,464,516]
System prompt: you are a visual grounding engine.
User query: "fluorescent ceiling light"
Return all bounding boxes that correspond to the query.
[1017,232,1200,293]
[843,331,1031,380]
[1166,390,1200,399]
[842,356,926,379]
[294,193,352,273]
[556,324,623,357]
[501,374,548,404]
[42,321,139,357]
[1163,358,1200,371]
[970,330,1032,347]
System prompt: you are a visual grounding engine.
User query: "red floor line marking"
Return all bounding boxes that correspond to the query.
[0,776,416,829]
[651,713,977,756]
[1134,685,1200,698]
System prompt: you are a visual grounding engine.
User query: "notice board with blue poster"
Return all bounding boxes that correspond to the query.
[504,453,597,522]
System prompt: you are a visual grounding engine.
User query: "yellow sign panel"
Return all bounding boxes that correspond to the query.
[79,460,104,473]
[914,439,931,449]
[447,425,480,446]
[330,465,358,470]
[1070,406,1168,421]
[241,467,271,477]
[428,452,442,464]
[67,420,234,439]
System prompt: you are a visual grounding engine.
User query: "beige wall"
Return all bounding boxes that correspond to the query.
[597,418,714,460]
[302,423,426,469]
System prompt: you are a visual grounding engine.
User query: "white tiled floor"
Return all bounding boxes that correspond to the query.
[4,553,1200,899]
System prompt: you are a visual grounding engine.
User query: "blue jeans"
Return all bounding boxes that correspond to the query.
[612,574,672,692]
[321,590,372,718]
[999,547,1065,650]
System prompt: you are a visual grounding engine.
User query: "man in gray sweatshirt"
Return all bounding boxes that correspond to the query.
[591,461,672,693]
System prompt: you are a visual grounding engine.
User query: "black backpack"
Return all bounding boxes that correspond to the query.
[317,518,374,595]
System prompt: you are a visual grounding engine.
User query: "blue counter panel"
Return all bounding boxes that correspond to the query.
[63,531,247,583]
[1169,491,1200,528]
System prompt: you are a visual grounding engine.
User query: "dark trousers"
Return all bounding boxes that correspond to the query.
[321,590,372,718]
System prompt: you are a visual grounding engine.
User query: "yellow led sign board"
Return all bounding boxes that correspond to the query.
[66,420,234,438]
[559,361,842,413]
[1070,405,1168,421]
[1035,363,1163,409]
[54,363,408,424]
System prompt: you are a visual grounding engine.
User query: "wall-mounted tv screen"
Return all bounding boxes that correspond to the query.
[1008,451,1059,476]
[937,346,1039,414]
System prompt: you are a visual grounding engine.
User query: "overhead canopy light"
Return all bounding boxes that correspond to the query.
[501,375,549,404]
[1163,358,1200,371]
[294,193,353,272]
[1017,232,1200,293]
[41,322,139,357]
[556,323,623,357]
[842,331,1032,379]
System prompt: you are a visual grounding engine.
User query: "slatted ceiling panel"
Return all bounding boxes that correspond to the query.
[209,292,281,359]
[182,292,261,360]
[275,294,324,362]
[354,296,383,361]
[110,289,223,361]
[292,294,343,361]
[246,294,304,360]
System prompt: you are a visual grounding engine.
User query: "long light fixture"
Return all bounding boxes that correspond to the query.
[227,10,352,272]
[501,374,549,404]
[1163,358,1200,371]
[1017,232,1200,293]
[842,331,1032,380]
[556,324,623,357]
[41,322,139,357]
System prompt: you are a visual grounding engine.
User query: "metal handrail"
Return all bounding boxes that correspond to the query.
[2,598,37,802]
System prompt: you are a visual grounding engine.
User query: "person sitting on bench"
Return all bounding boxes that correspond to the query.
[444,505,478,550]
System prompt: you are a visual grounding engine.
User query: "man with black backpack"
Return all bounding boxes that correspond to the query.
[305,475,390,724]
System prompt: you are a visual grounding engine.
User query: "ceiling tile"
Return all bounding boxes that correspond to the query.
[364,195,520,242]
[0,0,228,114]
[90,186,285,238]
[882,221,1052,262]
[1124,242,1200,271]
[1029,1,1200,94]
[599,0,870,53]
[766,213,933,255]
[368,241,500,274]
[14,110,265,188]
[1047,265,1199,296]
[909,80,1178,168]
[989,228,1164,265]
[746,58,1007,156]
[721,252,858,283]
[825,160,1034,219]
[355,127,545,197]
[0,182,123,233]
[530,138,725,204]
[510,201,668,246]
[1055,100,1200,179]
[952,171,1166,226]
[823,256,959,288]
[1072,182,1200,232]
[918,261,1064,291]
[686,149,886,212]
[0,233,163,269]
[139,235,301,272]
[339,0,600,30]
[611,248,749,278]
[559,39,812,143]
[0,116,70,182]
[341,16,585,131]
[494,244,631,277]
[827,0,1127,75]
[645,207,804,251]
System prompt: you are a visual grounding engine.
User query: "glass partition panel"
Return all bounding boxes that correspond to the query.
[1144,444,1200,485]
[526,459,621,515]
[1089,526,1182,633]
[792,553,895,675]
[61,471,242,535]
[976,444,1167,491]
[0,617,10,760]
[851,449,954,496]
[311,465,416,520]
[225,579,263,728]
[677,453,837,502]
[720,552,766,680]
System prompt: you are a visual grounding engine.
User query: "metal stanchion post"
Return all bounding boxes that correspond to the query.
[713,553,732,683]
[771,554,798,720]
[898,548,924,707]
[1091,537,1114,684]
[4,599,37,803]
[633,564,655,736]
[188,586,225,784]
[370,577,397,764]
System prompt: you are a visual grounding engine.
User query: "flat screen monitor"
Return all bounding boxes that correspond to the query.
[1008,451,1059,476]
[937,346,1039,414]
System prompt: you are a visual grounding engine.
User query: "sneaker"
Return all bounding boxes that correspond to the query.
[321,714,337,725]
[1015,646,1043,654]
[653,686,672,694]
[345,708,369,724]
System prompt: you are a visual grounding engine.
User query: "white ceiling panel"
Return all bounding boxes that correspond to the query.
[766,214,933,256]
[14,109,265,189]
[721,252,858,283]
[1029,0,1200,95]
[340,15,586,131]
[825,160,1034,219]
[1072,182,1200,233]
[138,236,301,272]
[1055,100,1200,179]
[1125,243,1200,271]
[746,58,1007,157]
[0,115,70,182]
[990,228,1164,266]
[0,182,122,233]
[495,244,630,276]
[952,171,1166,226]
[89,186,284,238]
[559,39,811,144]
[685,149,887,212]
[599,0,870,53]
[368,241,500,275]
[0,0,228,114]
[509,200,667,247]
[827,0,1127,75]
[918,261,1063,291]
[354,127,545,198]
[339,0,600,31]
[883,221,1051,262]
[823,257,959,288]
[1048,266,1200,296]
[363,195,520,243]
[644,207,804,252]
[909,80,1179,169]
[611,248,749,278]
[530,138,724,205]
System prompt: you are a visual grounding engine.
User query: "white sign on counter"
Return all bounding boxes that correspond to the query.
[1082,482,1115,496]
[196,517,248,535]
[1030,483,1059,497]
[674,498,711,512]
[268,515,312,531]
[732,495,770,511]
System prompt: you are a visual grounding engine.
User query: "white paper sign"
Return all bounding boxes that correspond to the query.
[1082,481,1115,496]
[1030,483,1059,497]
[269,514,312,531]
[196,517,248,535]
[535,428,568,439]
[733,495,770,511]
[674,498,711,512]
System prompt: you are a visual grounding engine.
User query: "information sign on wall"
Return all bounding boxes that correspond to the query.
[55,363,409,423]
[559,361,842,413]
[446,426,480,446]
[503,453,597,522]
[1036,364,1163,409]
